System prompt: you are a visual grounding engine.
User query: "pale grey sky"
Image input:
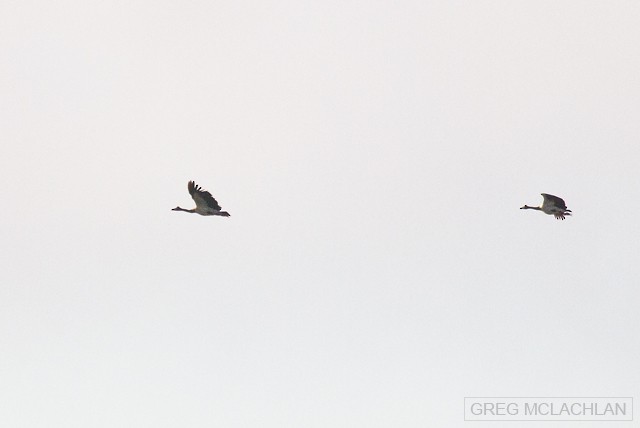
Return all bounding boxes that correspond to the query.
[1,1,639,427]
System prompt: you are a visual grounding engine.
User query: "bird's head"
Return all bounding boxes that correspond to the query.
[171,206,182,211]
[520,205,530,210]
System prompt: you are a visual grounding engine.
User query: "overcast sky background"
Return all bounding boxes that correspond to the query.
[2,1,639,427]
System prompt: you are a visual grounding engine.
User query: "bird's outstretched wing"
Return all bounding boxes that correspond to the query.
[189,181,223,211]
[541,193,568,211]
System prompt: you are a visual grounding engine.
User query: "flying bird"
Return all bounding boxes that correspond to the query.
[520,193,571,220]
[172,181,230,217]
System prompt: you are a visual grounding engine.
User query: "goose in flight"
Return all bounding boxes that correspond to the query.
[520,193,571,220]
[172,181,230,217]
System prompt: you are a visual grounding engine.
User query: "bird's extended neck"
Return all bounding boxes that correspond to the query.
[521,205,541,211]
[172,206,196,213]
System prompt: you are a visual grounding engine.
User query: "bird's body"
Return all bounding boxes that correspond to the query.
[172,181,230,216]
[520,193,571,220]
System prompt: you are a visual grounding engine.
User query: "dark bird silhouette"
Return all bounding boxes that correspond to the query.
[521,193,571,220]
[172,181,230,217]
